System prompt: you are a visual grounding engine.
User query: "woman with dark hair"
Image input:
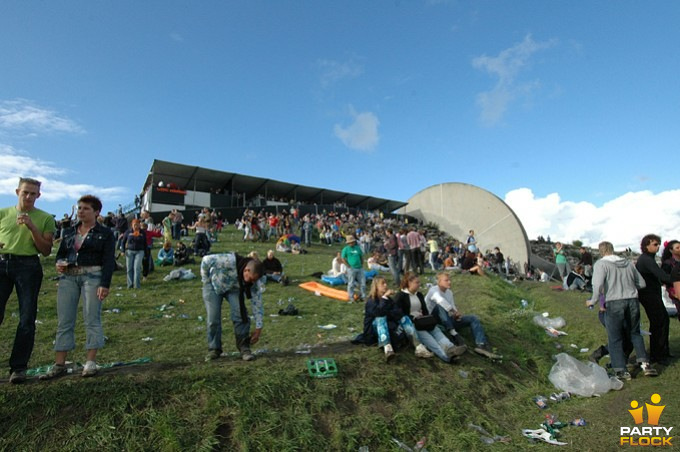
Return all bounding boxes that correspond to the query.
[636,234,672,364]
[393,272,459,363]
[661,240,680,324]
[121,218,146,288]
[41,195,115,379]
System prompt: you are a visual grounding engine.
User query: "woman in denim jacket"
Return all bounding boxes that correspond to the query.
[41,195,115,379]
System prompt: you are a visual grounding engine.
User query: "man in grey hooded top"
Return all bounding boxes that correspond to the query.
[586,241,657,380]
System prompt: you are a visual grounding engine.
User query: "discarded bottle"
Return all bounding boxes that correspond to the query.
[458,370,469,379]
[520,299,529,308]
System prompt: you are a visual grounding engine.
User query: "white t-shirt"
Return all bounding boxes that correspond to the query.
[424,285,457,314]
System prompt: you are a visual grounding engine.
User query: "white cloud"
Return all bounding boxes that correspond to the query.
[472,34,556,126]
[317,57,364,88]
[505,187,680,251]
[333,106,380,152]
[0,99,84,135]
[0,145,126,203]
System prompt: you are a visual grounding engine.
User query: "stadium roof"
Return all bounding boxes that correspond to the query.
[144,159,407,212]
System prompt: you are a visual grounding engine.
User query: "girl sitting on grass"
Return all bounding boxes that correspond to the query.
[362,276,433,362]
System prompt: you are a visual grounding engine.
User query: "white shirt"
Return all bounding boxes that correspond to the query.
[424,285,457,314]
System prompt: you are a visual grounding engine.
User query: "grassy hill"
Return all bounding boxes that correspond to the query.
[1,226,678,451]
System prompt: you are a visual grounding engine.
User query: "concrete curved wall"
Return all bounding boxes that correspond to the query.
[399,183,530,271]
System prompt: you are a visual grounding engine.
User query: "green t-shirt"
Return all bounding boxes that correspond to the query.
[341,244,363,269]
[0,206,55,256]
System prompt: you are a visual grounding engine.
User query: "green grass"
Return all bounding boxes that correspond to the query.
[1,226,679,451]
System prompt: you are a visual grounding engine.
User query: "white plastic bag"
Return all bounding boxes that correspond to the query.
[548,353,622,397]
[532,314,566,329]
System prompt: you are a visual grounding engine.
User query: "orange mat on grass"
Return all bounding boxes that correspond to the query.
[299,281,351,302]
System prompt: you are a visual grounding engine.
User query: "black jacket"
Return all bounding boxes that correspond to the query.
[56,222,116,288]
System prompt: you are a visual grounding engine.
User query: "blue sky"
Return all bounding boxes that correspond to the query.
[1,1,679,249]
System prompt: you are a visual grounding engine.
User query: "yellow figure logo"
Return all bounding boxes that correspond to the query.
[629,394,665,425]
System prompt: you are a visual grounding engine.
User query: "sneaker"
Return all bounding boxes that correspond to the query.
[39,363,68,381]
[445,344,468,358]
[241,350,255,361]
[205,349,221,361]
[384,344,396,363]
[415,344,434,359]
[474,344,503,360]
[615,370,632,381]
[82,361,98,377]
[640,362,658,377]
[9,370,27,384]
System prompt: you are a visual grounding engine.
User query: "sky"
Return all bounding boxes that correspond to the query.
[1,1,679,251]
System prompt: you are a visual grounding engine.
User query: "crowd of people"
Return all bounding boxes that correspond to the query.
[1,177,678,386]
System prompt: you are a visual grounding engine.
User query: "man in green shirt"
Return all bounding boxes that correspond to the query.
[340,235,366,301]
[0,177,55,383]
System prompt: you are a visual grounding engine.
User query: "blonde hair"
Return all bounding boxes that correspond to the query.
[369,276,386,300]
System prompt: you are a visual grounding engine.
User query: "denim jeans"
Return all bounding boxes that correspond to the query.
[604,298,648,371]
[346,267,366,301]
[416,326,454,362]
[0,256,43,372]
[374,315,419,347]
[202,283,251,353]
[387,254,400,286]
[264,273,282,283]
[126,249,144,288]
[433,304,488,345]
[55,270,104,351]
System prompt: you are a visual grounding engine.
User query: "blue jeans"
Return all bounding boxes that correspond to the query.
[125,250,144,288]
[417,326,454,362]
[388,254,400,286]
[605,298,648,371]
[55,270,104,351]
[0,256,43,372]
[264,273,282,283]
[346,267,366,301]
[202,283,251,353]
[373,315,419,347]
[433,306,488,345]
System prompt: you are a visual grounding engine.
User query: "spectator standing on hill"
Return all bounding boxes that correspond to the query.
[171,209,183,241]
[383,228,400,286]
[578,246,594,281]
[201,253,264,362]
[340,235,366,301]
[661,240,680,320]
[586,241,657,381]
[553,242,570,286]
[427,236,440,271]
[121,219,147,289]
[41,195,115,380]
[636,234,672,365]
[0,177,55,383]
[406,228,423,275]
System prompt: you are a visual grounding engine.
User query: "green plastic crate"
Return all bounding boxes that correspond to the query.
[306,358,337,378]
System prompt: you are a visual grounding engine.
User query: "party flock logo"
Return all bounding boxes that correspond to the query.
[620,393,673,446]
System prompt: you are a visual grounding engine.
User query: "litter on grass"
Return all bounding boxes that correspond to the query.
[549,352,623,396]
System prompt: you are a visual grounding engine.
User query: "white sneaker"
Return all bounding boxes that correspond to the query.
[82,360,98,377]
[415,344,434,358]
